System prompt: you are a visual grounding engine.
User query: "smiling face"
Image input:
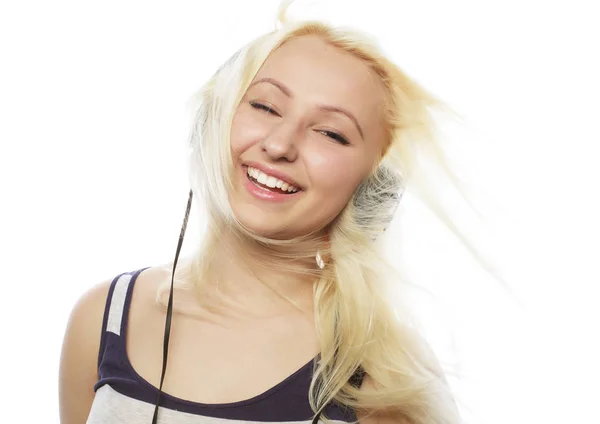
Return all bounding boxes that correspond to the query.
[229,35,387,238]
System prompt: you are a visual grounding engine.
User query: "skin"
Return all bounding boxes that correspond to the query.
[229,34,386,238]
[59,35,394,423]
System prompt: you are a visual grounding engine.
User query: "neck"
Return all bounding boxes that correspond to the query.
[196,226,323,317]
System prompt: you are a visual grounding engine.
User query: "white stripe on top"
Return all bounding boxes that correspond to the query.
[106,273,132,336]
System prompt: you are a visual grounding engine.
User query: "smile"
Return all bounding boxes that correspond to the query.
[246,166,300,193]
[242,165,302,202]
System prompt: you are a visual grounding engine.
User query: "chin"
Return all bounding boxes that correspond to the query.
[231,206,290,238]
[227,172,323,239]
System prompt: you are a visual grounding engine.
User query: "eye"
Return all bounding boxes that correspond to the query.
[250,101,280,116]
[318,130,350,146]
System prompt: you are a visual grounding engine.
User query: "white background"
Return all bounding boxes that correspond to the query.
[1,0,598,423]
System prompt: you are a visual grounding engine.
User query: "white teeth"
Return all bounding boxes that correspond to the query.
[266,176,278,188]
[246,166,298,192]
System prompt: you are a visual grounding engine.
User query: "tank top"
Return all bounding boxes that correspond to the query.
[87,267,360,424]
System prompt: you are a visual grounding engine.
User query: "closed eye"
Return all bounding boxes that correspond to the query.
[250,101,280,116]
[318,130,350,146]
[249,101,349,145]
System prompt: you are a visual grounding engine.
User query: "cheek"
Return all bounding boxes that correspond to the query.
[307,151,365,205]
[230,109,267,158]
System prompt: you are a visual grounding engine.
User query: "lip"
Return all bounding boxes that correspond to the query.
[241,166,302,203]
[243,161,303,189]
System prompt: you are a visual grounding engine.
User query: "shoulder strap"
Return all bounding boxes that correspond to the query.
[97,271,128,369]
[97,268,149,370]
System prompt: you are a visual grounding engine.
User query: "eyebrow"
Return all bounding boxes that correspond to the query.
[249,77,365,140]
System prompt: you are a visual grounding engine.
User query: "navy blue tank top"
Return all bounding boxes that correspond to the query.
[86,267,360,423]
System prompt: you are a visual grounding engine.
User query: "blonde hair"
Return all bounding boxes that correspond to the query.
[157,2,499,423]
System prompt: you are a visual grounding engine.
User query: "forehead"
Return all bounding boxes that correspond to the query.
[252,35,385,133]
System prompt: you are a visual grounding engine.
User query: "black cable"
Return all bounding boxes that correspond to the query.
[151,189,193,424]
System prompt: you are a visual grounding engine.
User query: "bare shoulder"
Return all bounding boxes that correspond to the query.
[58,277,113,424]
[58,265,173,423]
[128,264,172,315]
[61,277,113,361]
[129,262,196,314]
[132,264,171,298]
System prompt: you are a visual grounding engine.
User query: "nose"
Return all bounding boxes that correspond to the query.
[260,121,300,162]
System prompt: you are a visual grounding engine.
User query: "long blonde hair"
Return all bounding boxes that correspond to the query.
[157,3,497,423]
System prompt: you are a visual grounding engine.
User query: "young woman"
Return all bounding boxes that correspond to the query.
[59,4,468,424]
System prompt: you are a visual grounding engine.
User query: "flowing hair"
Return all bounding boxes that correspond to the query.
[157,2,500,423]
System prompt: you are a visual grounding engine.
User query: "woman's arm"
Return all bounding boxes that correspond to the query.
[58,280,111,424]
